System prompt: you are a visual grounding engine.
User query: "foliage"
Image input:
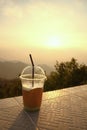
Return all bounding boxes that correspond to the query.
[0,78,22,99]
[44,58,87,91]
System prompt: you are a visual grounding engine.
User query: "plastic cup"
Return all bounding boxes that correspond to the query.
[20,65,46,111]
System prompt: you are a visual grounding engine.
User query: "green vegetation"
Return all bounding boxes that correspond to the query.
[44,58,87,91]
[0,78,22,99]
[0,58,87,99]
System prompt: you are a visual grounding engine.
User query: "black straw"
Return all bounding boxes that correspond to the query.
[29,54,34,67]
[29,54,34,87]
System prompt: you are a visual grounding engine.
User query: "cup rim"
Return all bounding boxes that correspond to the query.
[20,74,47,81]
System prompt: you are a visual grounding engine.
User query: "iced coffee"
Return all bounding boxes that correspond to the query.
[22,87,43,111]
[20,66,46,111]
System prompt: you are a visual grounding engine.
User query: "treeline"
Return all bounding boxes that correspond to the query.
[0,78,22,99]
[0,58,87,99]
[44,58,87,91]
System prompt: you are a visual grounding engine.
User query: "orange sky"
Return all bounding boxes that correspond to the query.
[0,0,87,65]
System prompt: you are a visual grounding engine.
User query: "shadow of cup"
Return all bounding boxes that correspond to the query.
[9,109,39,130]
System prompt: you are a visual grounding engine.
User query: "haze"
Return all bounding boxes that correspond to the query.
[0,0,87,66]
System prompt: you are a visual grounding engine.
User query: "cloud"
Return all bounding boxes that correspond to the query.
[1,1,23,19]
[0,0,86,21]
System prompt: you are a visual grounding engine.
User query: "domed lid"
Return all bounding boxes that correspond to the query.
[21,65,46,76]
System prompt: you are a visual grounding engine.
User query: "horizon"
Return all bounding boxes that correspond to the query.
[0,53,87,68]
[0,0,87,66]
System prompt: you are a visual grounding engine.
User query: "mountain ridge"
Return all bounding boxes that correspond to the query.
[0,61,54,79]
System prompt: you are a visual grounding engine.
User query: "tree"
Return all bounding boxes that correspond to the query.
[0,78,22,99]
[44,58,87,91]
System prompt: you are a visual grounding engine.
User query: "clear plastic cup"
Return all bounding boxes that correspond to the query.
[20,65,46,111]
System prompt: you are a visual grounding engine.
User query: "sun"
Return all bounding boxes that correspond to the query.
[45,36,61,49]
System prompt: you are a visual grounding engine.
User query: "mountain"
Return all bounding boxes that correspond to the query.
[0,61,54,79]
[38,64,54,75]
[0,61,27,79]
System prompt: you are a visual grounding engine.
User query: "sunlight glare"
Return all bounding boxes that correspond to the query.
[45,36,61,49]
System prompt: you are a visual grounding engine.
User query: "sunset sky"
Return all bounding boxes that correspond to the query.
[0,0,87,66]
